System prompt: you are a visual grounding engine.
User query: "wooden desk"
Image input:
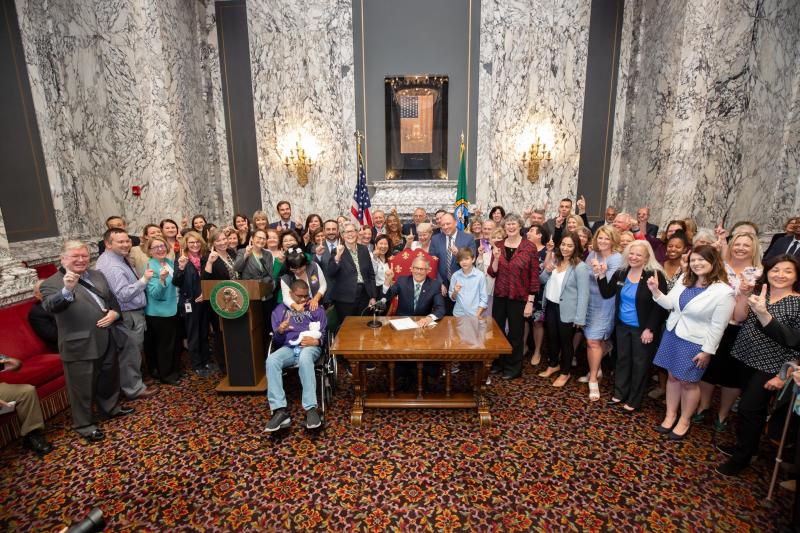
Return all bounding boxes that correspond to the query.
[330,316,512,426]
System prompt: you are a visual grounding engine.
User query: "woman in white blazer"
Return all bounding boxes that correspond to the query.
[647,245,735,440]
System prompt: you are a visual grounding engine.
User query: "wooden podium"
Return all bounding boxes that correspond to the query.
[201,280,271,393]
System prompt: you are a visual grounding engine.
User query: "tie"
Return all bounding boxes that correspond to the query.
[413,282,421,310]
[283,222,289,230]
[446,235,453,280]
[789,241,800,256]
[329,242,335,253]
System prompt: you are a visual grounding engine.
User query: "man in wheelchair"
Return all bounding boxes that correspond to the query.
[265,279,327,431]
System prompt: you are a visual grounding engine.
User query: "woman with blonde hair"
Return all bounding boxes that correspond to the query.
[252,210,269,232]
[129,224,163,275]
[172,230,213,376]
[596,240,668,409]
[580,226,623,399]
[695,231,762,431]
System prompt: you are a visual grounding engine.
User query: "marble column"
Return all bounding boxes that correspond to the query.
[476,0,591,217]
[609,0,800,232]
[0,210,38,306]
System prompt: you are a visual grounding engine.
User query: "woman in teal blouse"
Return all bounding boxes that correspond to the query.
[145,236,180,385]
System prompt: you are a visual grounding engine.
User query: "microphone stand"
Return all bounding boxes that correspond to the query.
[361,302,385,329]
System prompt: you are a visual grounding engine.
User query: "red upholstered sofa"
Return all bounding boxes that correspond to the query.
[0,299,67,447]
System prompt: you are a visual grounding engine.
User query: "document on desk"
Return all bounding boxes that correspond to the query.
[388,317,420,330]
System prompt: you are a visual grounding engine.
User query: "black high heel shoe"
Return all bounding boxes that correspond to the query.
[654,420,678,434]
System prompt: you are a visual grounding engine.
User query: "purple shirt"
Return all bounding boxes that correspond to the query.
[271,303,327,348]
[95,251,147,311]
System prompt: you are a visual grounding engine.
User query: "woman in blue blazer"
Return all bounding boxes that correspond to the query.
[145,237,180,385]
[538,232,591,387]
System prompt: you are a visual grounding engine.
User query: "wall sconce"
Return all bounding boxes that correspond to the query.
[283,138,316,187]
[520,136,551,183]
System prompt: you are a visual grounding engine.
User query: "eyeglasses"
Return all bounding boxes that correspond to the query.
[411,266,428,272]
[150,245,167,251]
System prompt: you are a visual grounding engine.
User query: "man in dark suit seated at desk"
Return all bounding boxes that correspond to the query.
[382,256,445,389]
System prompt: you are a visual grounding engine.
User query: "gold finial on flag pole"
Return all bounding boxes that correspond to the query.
[460,130,464,144]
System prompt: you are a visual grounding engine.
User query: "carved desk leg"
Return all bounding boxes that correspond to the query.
[388,362,396,398]
[477,360,492,426]
[416,362,424,399]
[445,362,452,398]
[350,360,363,425]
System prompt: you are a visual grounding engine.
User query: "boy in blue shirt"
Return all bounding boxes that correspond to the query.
[449,247,488,318]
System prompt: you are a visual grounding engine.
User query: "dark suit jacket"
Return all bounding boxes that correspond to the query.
[327,244,376,303]
[172,260,202,309]
[269,220,302,233]
[27,301,58,352]
[429,230,477,285]
[200,249,238,280]
[97,235,139,255]
[401,222,419,239]
[233,249,275,293]
[40,269,123,362]
[634,222,659,238]
[597,268,668,333]
[764,234,800,260]
[384,276,445,319]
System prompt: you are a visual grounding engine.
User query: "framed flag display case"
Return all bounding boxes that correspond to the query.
[384,75,448,180]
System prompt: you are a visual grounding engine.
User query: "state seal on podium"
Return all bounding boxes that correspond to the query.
[210,280,250,319]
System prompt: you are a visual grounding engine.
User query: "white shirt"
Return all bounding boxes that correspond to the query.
[545,269,567,303]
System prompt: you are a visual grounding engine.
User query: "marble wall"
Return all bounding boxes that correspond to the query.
[246,0,357,221]
[476,0,591,216]
[12,0,231,256]
[608,0,800,232]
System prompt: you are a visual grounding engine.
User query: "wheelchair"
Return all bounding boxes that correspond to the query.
[265,322,337,425]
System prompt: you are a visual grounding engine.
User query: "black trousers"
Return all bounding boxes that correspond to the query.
[184,301,211,371]
[333,284,370,327]
[145,315,179,382]
[731,363,775,467]
[614,322,656,408]
[544,300,576,371]
[492,296,526,377]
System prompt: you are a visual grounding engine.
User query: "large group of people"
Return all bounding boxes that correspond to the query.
[3,200,800,510]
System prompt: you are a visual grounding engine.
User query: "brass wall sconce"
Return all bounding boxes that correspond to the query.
[521,137,551,183]
[284,142,314,187]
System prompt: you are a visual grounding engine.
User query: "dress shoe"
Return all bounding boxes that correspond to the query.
[501,372,521,380]
[160,377,180,386]
[134,386,158,399]
[82,429,105,442]
[654,421,677,434]
[23,430,53,455]
[715,460,746,477]
[668,426,690,441]
[100,406,134,420]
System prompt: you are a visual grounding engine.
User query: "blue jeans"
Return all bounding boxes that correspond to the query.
[266,345,321,411]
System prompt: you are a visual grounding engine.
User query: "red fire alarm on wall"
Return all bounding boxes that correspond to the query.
[131,186,141,197]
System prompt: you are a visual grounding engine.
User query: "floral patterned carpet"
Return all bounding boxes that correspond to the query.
[0,361,793,531]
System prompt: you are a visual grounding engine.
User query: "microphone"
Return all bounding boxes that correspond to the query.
[366,298,387,329]
[371,298,387,310]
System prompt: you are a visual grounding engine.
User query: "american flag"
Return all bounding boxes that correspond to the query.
[351,142,372,225]
[400,93,433,154]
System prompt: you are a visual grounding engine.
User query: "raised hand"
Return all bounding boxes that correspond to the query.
[245,239,253,256]
[180,216,189,228]
[747,284,768,315]
[159,266,169,281]
[577,195,586,214]
[208,249,220,263]
[384,268,394,285]
[680,251,689,272]
[63,270,79,292]
[335,244,345,260]
[555,215,564,228]
[315,243,325,256]
[405,232,414,246]
[474,205,483,217]
[546,237,555,252]
[737,273,754,295]
[522,206,533,219]
[646,275,660,294]
[177,254,189,271]
[278,315,293,334]
[142,268,155,282]
[543,251,556,272]
[491,243,501,260]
